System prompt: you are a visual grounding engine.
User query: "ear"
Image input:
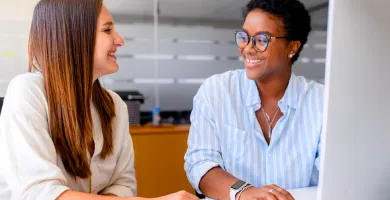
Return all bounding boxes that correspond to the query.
[289,40,301,55]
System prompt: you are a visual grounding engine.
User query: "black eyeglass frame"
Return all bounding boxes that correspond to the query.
[234,31,287,52]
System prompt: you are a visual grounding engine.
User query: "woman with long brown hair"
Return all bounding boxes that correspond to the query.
[0,0,199,200]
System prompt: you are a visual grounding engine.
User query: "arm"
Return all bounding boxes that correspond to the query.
[58,190,143,200]
[1,77,71,199]
[99,101,136,197]
[199,168,239,200]
[184,81,237,200]
[58,191,199,200]
[183,91,262,200]
[184,80,294,200]
[0,77,135,200]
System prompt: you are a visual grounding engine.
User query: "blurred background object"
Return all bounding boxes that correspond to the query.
[116,91,145,125]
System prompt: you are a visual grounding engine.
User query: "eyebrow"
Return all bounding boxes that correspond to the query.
[103,21,114,26]
[241,28,272,36]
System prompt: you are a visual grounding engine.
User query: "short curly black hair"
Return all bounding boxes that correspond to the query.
[243,0,311,63]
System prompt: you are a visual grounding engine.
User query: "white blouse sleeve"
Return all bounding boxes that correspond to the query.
[0,74,70,200]
[98,94,137,197]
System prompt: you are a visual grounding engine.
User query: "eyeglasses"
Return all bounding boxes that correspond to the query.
[234,31,287,52]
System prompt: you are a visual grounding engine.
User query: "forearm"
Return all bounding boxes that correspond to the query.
[57,190,144,200]
[104,194,118,196]
[199,167,239,200]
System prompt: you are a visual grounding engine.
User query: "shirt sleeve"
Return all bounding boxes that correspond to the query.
[184,80,225,194]
[0,75,70,200]
[99,101,136,197]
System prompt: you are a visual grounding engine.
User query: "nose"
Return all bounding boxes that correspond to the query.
[243,37,257,54]
[114,31,125,47]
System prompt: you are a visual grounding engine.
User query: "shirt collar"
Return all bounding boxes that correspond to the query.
[278,73,299,110]
[244,73,299,110]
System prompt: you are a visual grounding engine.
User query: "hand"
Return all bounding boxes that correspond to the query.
[239,185,294,200]
[153,190,200,200]
[103,193,117,196]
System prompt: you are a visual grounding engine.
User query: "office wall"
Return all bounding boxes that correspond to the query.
[0,0,38,97]
[0,1,327,111]
[103,23,327,111]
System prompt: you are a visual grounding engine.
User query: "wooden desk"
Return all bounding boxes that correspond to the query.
[130,125,193,197]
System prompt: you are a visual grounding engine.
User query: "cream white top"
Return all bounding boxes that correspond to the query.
[0,73,136,200]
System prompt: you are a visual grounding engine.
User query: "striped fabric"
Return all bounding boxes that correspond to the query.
[184,69,324,193]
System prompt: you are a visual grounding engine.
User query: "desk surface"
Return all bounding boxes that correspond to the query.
[129,125,318,199]
[130,124,190,135]
[288,187,317,200]
[129,124,193,197]
[203,187,317,200]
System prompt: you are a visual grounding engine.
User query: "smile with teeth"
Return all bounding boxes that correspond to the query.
[108,52,116,56]
[246,59,264,64]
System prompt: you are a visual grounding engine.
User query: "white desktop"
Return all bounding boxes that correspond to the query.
[288,187,317,200]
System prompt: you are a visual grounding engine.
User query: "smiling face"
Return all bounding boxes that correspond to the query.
[239,9,300,81]
[93,4,124,80]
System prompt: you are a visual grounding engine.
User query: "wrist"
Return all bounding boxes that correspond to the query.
[235,185,254,200]
[230,180,250,200]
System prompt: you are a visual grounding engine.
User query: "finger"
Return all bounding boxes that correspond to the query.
[258,186,276,199]
[266,187,285,200]
[280,188,294,200]
[268,185,294,200]
[275,187,293,200]
[185,192,200,200]
[279,189,294,200]
[264,192,278,200]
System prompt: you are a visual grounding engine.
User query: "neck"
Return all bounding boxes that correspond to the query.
[93,75,98,83]
[256,68,292,103]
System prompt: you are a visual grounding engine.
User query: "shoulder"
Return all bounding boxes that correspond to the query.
[202,69,245,87]
[106,89,126,107]
[295,74,324,98]
[3,73,47,117]
[197,69,245,97]
[104,89,132,149]
[0,73,48,127]
[105,89,127,116]
[7,72,45,95]
[294,75,325,118]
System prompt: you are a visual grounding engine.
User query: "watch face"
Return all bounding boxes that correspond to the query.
[231,180,246,190]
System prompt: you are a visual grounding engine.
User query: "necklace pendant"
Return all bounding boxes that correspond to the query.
[268,124,271,139]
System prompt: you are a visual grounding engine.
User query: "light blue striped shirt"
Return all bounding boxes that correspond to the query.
[184,69,324,193]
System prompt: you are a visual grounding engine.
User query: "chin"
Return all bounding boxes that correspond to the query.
[109,63,119,71]
[245,69,262,80]
[102,65,119,76]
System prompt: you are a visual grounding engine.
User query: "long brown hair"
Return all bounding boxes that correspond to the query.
[28,0,116,178]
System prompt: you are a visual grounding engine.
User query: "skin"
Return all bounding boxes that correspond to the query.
[240,9,300,145]
[199,8,302,200]
[58,5,199,200]
[92,5,124,82]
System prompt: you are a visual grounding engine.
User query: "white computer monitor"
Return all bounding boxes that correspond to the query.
[318,0,390,199]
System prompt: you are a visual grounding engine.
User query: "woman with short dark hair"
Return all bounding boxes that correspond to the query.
[185,0,323,199]
[0,1,199,200]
